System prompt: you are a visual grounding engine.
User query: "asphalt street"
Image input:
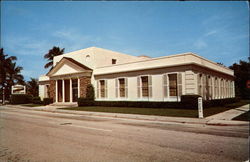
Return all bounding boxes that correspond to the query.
[0,106,249,162]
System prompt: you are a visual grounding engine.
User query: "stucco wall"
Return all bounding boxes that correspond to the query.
[39,85,45,101]
[53,47,146,69]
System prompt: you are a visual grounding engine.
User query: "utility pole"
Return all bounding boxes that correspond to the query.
[2,87,5,105]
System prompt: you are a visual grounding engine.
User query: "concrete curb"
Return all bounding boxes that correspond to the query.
[2,105,249,126]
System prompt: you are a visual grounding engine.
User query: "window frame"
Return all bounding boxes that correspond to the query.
[117,77,128,99]
[98,79,107,99]
[138,75,152,99]
[163,72,179,100]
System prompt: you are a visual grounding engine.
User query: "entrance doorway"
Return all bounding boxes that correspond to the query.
[64,79,70,102]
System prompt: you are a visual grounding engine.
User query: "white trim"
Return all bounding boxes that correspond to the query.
[55,80,58,103]
[62,79,65,102]
[70,78,72,102]
[78,78,80,98]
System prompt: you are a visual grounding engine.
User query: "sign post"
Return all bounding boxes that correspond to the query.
[198,97,203,118]
[2,87,5,105]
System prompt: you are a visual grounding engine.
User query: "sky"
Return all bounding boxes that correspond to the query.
[1,1,249,81]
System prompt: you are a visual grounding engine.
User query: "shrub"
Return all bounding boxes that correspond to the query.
[86,84,95,100]
[181,95,201,109]
[32,96,42,104]
[77,98,95,106]
[43,98,53,105]
[203,97,239,108]
[10,94,32,104]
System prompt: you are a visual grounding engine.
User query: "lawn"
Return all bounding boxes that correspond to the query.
[60,100,249,118]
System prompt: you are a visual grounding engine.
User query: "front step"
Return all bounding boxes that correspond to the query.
[49,102,78,107]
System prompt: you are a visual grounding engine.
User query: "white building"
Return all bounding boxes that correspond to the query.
[39,47,235,104]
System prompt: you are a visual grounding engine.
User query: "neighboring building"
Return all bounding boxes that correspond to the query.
[39,47,235,104]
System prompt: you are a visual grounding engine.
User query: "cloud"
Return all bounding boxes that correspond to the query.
[52,28,102,52]
[3,36,51,56]
[204,30,217,37]
[193,39,207,49]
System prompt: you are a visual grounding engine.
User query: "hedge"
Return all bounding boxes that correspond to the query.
[78,98,187,109]
[43,98,53,105]
[32,96,42,104]
[181,95,201,108]
[78,96,239,109]
[10,94,32,104]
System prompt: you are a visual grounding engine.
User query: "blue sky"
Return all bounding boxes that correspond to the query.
[1,1,249,81]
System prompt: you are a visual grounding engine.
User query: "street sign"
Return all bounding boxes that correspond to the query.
[198,97,203,118]
[11,85,26,94]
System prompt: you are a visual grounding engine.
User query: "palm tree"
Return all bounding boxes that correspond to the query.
[0,48,24,102]
[0,48,17,87]
[26,78,38,97]
[44,46,64,70]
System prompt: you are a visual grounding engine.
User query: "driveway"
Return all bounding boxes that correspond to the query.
[0,106,249,161]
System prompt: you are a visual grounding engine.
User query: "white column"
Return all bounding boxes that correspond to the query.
[62,79,65,102]
[78,78,80,98]
[55,80,58,103]
[70,78,72,102]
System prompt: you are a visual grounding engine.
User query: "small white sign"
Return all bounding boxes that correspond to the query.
[11,85,26,94]
[198,97,203,118]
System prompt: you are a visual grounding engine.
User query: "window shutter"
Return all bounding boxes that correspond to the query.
[115,79,118,98]
[137,77,140,98]
[148,75,152,98]
[125,78,128,98]
[96,80,99,98]
[163,74,168,98]
[177,73,182,97]
[105,80,108,98]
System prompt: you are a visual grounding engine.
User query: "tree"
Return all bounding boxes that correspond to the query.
[0,48,24,102]
[26,78,39,97]
[86,84,95,100]
[229,57,250,99]
[44,46,64,70]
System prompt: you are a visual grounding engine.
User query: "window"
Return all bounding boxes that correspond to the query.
[137,76,152,98]
[86,55,90,62]
[119,78,125,97]
[99,80,107,98]
[45,85,49,98]
[141,76,149,97]
[169,74,177,96]
[112,59,117,64]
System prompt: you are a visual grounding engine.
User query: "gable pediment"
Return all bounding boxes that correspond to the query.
[47,57,92,77]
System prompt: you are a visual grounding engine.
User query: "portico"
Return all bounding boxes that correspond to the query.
[43,57,92,104]
[54,78,80,103]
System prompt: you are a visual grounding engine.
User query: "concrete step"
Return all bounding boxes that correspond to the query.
[49,102,78,107]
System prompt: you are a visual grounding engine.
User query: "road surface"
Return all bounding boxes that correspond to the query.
[0,106,249,162]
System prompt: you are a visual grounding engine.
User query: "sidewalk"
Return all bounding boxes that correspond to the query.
[3,104,249,126]
[206,104,249,120]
